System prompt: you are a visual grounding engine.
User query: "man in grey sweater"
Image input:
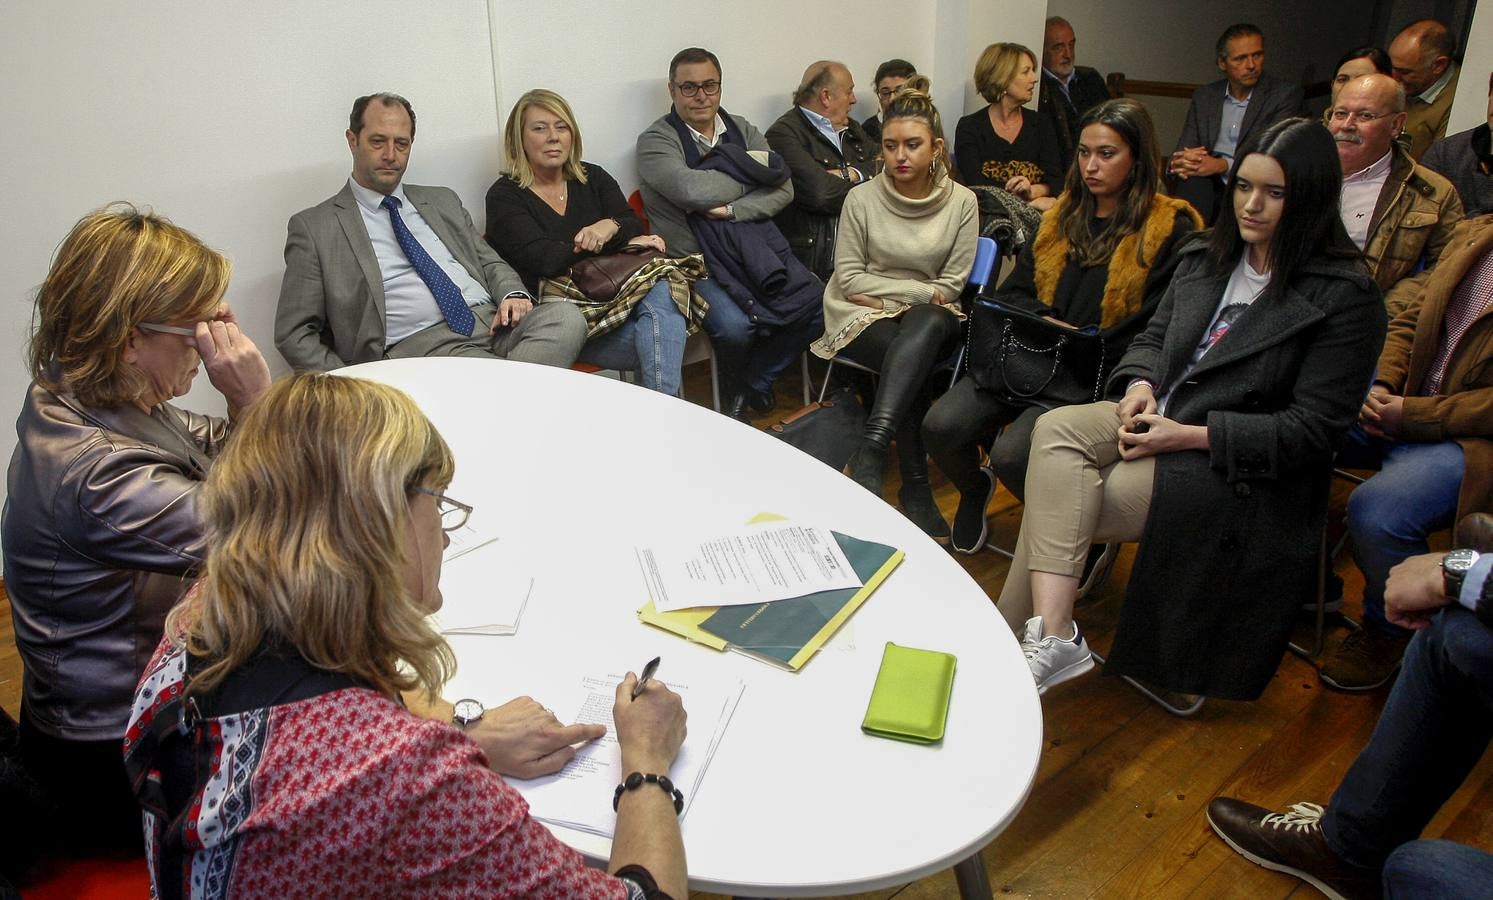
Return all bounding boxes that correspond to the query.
[638,47,819,421]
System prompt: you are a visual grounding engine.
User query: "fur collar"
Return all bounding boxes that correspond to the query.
[1032,194,1203,328]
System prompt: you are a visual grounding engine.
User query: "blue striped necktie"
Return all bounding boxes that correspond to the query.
[381,195,476,336]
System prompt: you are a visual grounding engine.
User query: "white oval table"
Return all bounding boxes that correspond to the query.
[340,357,1041,898]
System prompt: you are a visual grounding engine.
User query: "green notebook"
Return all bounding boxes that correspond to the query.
[860,642,956,744]
[695,531,903,671]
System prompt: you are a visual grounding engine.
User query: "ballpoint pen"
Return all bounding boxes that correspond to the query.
[632,656,661,699]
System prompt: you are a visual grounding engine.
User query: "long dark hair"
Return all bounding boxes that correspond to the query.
[1334,46,1391,76]
[1206,118,1360,300]
[1055,99,1165,267]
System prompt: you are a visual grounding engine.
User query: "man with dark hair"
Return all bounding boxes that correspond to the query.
[1329,74,1462,318]
[1389,19,1461,160]
[637,48,823,421]
[1420,71,1492,215]
[766,60,877,281]
[275,93,585,371]
[862,58,916,143]
[1038,16,1111,173]
[1210,512,1493,898]
[1169,24,1303,222]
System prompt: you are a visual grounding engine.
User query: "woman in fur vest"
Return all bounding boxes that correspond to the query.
[925,99,1203,552]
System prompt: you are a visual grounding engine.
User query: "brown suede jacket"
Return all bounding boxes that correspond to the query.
[1377,213,1493,520]
[1365,143,1463,318]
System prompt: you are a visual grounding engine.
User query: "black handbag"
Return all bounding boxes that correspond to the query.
[967,296,1106,409]
[765,388,866,470]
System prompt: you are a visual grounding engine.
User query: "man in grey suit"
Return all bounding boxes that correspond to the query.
[275,93,586,371]
[1168,24,1304,222]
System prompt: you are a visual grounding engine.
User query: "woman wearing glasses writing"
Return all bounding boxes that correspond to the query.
[125,374,688,898]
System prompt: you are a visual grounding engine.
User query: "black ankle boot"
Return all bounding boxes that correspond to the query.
[896,428,949,540]
[843,442,887,497]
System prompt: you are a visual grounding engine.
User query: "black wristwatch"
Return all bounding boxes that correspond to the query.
[452,698,485,728]
[1442,549,1480,599]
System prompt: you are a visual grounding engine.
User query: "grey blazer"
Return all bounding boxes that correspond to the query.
[1174,72,1304,158]
[274,182,527,371]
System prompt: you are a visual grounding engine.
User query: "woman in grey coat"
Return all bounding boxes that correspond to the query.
[999,119,1388,701]
[3,204,271,850]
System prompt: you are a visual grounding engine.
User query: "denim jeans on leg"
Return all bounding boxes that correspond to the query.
[695,278,752,393]
[577,281,688,396]
[1339,427,1464,634]
[1383,839,1493,898]
[1322,606,1493,868]
[694,277,821,396]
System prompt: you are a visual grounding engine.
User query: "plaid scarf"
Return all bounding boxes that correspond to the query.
[540,253,710,338]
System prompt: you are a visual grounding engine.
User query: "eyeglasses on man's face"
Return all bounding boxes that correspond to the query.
[412,486,473,532]
[1329,108,1389,124]
[671,79,722,98]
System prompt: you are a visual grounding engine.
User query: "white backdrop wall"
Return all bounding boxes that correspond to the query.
[0,0,1045,509]
[1449,0,1493,133]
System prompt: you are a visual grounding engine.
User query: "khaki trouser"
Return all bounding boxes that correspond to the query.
[996,401,1156,631]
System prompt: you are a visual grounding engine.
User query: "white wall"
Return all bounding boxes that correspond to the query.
[0,0,1044,509]
[1448,0,1493,133]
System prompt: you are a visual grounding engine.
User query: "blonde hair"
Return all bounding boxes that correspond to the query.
[882,75,952,174]
[30,203,229,408]
[169,372,457,701]
[974,42,1037,104]
[503,89,589,189]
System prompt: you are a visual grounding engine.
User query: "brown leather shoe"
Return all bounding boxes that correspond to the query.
[1319,627,1411,692]
[1206,798,1381,900]
[1456,513,1493,553]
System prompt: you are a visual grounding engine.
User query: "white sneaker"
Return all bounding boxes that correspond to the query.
[1021,616,1094,695]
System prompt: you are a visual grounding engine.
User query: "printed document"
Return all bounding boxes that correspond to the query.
[637,522,859,612]
[513,672,744,837]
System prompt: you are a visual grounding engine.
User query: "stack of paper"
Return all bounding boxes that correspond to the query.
[512,672,745,837]
[431,535,533,636]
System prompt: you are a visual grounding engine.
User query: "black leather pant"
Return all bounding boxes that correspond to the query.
[839,304,959,459]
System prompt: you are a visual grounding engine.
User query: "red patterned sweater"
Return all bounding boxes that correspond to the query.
[123,640,645,899]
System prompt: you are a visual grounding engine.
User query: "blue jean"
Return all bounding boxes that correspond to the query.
[695,277,822,395]
[1383,839,1493,898]
[577,281,687,396]
[1339,427,1464,634]
[1322,606,1493,871]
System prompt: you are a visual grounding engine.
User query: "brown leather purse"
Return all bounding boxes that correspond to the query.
[570,245,664,302]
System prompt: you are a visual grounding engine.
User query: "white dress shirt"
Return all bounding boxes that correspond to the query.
[686,113,729,150]
[1340,149,1393,250]
[347,178,493,346]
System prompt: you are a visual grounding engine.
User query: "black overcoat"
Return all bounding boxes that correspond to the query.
[1103,240,1387,699]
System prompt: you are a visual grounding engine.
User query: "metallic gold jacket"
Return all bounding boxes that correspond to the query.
[2,381,227,740]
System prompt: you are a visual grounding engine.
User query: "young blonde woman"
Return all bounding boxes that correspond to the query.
[125,373,689,898]
[486,89,691,395]
[813,76,978,536]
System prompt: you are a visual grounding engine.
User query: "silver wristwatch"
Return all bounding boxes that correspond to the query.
[452,698,485,728]
[1443,549,1481,599]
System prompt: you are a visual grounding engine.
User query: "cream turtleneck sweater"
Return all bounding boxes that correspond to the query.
[812,167,980,355]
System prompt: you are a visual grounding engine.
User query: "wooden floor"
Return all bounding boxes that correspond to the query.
[3,360,1490,899]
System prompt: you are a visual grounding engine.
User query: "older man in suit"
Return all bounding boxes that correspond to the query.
[275,93,586,371]
[1169,24,1303,222]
